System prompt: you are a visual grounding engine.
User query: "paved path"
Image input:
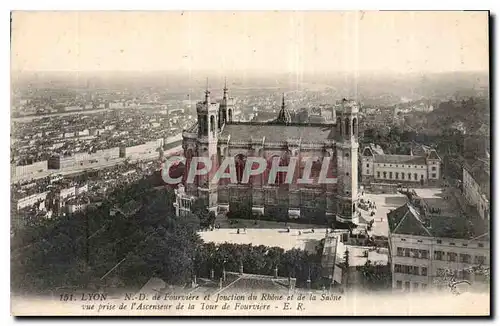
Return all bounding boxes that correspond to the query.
[357,192,408,237]
[199,228,327,253]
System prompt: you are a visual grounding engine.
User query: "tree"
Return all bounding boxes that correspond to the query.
[12,179,202,293]
[357,260,391,291]
[191,198,212,229]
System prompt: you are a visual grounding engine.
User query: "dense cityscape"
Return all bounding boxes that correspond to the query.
[10,69,490,300]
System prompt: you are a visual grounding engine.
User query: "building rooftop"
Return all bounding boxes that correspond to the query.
[464,159,490,200]
[220,122,336,144]
[214,272,292,293]
[388,200,489,241]
[373,154,427,165]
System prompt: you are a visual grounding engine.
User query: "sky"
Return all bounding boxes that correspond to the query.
[10,11,489,74]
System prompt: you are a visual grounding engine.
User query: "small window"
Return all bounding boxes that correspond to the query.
[462,243,468,247]
[345,153,349,157]
[396,281,402,289]
[417,240,423,243]
[437,240,442,244]
[478,243,484,248]
[450,242,455,246]
[346,172,349,176]
[401,238,406,242]
[366,164,369,168]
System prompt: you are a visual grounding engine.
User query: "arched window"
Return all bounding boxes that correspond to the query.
[414,173,418,180]
[277,152,290,185]
[383,171,387,179]
[352,117,358,136]
[210,115,215,135]
[202,116,208,135]
[182,149,194,183]
[407,173,411,180]
[353,203,356,214]
[311,159,322,180]
[345,118,351,137]
[337,117,343,136]
[228,109,233,122]
[235,154,246,184]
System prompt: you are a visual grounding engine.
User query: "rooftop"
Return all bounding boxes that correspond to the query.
[210,272,292,294]
[373,154,427,165]
[464,159,490,200]
[220,122,336,144]
[388,189,489,241]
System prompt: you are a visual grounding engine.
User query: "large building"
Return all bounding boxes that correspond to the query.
[174,83,360,226]
[361,144,441,187]
[462,158,490,220]
[387,193,490,292]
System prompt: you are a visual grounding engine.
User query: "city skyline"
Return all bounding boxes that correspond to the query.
[11,11,489,75]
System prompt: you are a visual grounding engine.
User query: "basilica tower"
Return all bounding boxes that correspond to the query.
[195,83,220,213]
[335,99,359,224]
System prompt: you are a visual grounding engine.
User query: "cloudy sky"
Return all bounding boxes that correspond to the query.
[11,11,489,74]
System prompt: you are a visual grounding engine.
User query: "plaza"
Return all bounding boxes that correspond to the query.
[199,228,326,253]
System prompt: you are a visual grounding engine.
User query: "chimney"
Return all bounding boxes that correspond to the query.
[210,269,215,280]
[239,261,244,275]
[219,277,223,289]
[274,266,278,278]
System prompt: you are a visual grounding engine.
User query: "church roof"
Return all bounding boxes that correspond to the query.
[220,123,336,144]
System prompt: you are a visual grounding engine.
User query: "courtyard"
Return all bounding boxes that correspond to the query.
[199,227,326,253]
[357,191,408,237]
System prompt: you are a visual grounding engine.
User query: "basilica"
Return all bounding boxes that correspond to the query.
[174,83,360,226]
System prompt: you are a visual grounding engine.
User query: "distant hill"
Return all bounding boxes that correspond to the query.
[426,96,490,133]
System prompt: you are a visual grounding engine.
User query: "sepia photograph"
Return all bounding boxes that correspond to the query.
[9,10,491,316]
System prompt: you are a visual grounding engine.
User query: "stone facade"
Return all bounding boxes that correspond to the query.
[174,85,360,226]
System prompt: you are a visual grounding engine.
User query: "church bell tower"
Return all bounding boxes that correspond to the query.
[335,99,359,225]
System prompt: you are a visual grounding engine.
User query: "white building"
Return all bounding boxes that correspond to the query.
[173,185,195,217]
[76,184,88,196]
[463,159,490,220]
[15,191,49,211]
[11,160,48,178]
[388,200,489,293]
[361,144,441,186]
[59,186,76,200]
[120,140,163,161]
